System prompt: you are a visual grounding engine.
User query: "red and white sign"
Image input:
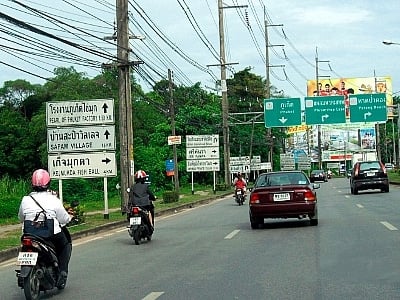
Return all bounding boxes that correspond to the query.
[168,135,182,145]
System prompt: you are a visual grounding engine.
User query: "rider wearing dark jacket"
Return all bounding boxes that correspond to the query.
[128,170,156,227]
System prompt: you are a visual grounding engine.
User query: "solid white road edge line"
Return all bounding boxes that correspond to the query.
[224,229,240,239]
[380,221,398,231]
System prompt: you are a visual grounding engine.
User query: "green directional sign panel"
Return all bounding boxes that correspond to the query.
[305,96,346,125]
[349,93,387,123]
[264,98,301,127]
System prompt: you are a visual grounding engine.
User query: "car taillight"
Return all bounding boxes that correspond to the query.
[379,161,387,174]
[354,164,359,176]
[304,190,316,201]
[249,193,260,204]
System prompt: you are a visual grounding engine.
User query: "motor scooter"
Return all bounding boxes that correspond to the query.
[234,188,246,206]
[16,231,70,300]
[15,199,77,299]
[128,206,153,245]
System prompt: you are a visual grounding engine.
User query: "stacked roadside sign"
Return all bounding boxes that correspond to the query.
[229,156,250,175]
[250,156,261,172]
[297,155,311,171]
[280,154,295,171]
[186,135,220,172]
[46,99,117,179]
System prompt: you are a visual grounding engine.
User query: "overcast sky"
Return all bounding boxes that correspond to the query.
[1,0,400,98]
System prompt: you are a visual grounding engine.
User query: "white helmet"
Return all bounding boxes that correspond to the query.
[134,170,147,179]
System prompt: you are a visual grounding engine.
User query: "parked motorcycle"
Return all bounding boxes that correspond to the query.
[234,188,246,206]
[16,232,67,300]
[128,206,153,245]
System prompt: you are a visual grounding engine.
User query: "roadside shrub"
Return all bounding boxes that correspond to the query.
[162,191,179,203]
[215,183,229,191]
[0,195,21,219]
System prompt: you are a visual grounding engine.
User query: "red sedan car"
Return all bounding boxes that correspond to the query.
[249,171,320,229]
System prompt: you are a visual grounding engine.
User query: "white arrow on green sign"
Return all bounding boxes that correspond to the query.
[264,98,301,127]
[305,96,346,125]
[349,93,387,123]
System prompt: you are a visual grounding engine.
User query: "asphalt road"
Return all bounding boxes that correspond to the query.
[1,178,400,299]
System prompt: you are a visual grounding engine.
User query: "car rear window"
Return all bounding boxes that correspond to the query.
[256,173,308,187]
[359,161,381,171]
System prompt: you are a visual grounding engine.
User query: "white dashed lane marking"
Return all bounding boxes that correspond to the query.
[224,229,240,239]
[380,221,398,231]
[142,292,165,300]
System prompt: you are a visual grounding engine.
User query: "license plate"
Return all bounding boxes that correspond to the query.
[17,252,38,266]
[130,217,141,225]
[366,171,376,177]
[273,193,290,201]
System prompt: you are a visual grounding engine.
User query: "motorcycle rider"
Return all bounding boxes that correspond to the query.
[233,172,247,198]
[18,169,72,289]
[128,170,156,228]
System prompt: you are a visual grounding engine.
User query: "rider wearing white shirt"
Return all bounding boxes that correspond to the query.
[18,169,72,289]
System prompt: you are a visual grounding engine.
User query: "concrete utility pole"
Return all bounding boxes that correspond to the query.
[116,0,133,212]
[168,69,180,192]
[264,8,283,170]
[216,1,247,185]
[217,0,230,186]
[315,47,329,169]
[264,7,272,170]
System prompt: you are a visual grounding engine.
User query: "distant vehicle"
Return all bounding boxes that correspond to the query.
[351,151,378,168]
[350,161,389,195]
[248,171,320,229]
[309,170,328,183]
[384,163,394,170]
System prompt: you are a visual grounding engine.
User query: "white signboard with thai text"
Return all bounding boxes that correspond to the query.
[186,135,219,147]
[186,147,219,159]
[186,159,220,172]
[46,99,114,126]
[48,152,117,179]
[47,125,116,153]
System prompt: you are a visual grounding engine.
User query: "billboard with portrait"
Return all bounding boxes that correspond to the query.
[359,128,376,150]
[306,76,393,118]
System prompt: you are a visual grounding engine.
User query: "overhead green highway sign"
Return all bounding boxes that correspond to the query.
[264,98,302,127]
[349,93,387,123]
[305,96,346,125]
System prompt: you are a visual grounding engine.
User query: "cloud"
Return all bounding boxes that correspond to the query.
[291,6,371,26]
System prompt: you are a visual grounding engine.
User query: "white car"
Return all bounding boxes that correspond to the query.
[385,163,394,170]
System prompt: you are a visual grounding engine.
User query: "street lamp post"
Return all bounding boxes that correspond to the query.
[382,40,400,166]
[383,40,400,46]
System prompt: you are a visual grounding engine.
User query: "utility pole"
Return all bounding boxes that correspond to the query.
[217,0,230,186]
[168,69,179,192]
[315,47,329,169]
[264,6,272,170]
[373,72,381,161]
[211,1,246,185]
[116,0,133,213]
[263,7,283,170]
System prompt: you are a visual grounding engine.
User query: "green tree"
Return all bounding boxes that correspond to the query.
[0,107,36,177]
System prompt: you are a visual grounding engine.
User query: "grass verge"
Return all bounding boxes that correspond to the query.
[0,188,231,252]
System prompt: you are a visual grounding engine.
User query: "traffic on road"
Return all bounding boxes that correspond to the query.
[1,177,400,299]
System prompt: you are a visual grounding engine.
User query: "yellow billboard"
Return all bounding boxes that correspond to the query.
[287,125,311,134]
[306,76,393,118]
